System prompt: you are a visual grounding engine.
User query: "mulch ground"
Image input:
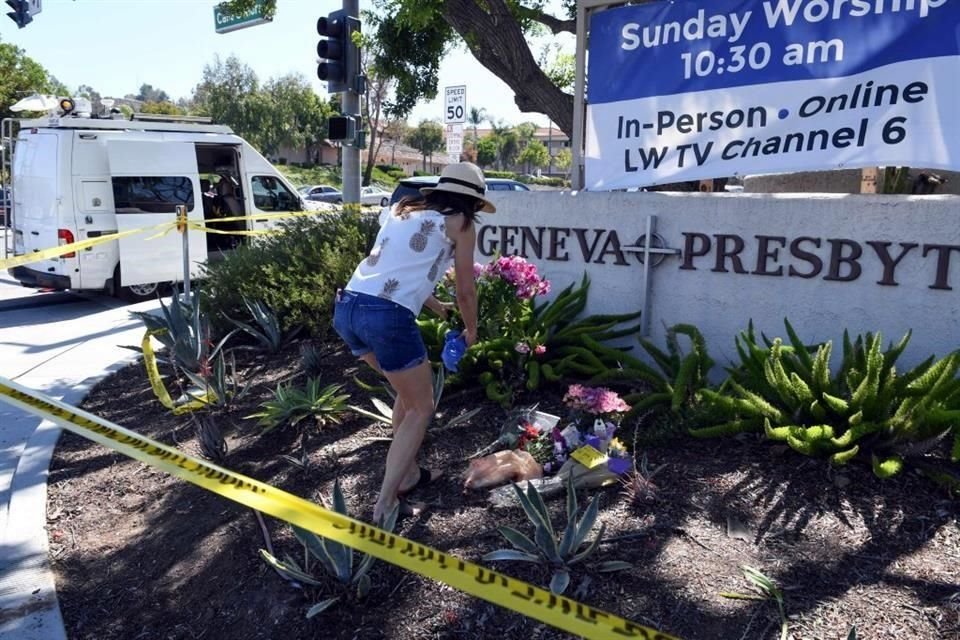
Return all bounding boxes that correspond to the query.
[46,338,960,640]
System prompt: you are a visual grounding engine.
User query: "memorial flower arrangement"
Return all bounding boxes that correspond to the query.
[510,385,633,478]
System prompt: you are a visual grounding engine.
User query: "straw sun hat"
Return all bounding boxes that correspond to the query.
[419,162,497,213]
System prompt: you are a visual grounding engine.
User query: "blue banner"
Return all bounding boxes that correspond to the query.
[584,0,960,190]
[588,0,960,104]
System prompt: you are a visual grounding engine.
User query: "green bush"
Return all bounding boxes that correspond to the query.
[413,169,432,177]
[376,163,402,173]
[200,213,378,338]
[525,176,568,187]
[387,169,406,180]
[484,170,517,179]
[691,320,960,482]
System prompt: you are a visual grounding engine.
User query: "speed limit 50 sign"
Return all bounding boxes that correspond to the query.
[444,85,466,124]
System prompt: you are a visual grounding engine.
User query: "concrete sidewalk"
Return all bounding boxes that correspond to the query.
[0,282,159,640]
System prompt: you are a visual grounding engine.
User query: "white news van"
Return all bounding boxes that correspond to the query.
[2,106,321,301]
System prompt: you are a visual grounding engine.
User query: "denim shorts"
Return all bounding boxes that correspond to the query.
[333,289,427,373]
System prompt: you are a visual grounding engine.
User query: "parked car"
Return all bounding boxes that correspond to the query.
[301,184,343,204]
[360,185,391,207]
[389,176,530,205]
[299,184,343,204]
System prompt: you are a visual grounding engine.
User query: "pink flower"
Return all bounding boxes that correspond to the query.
[534,344,546,355]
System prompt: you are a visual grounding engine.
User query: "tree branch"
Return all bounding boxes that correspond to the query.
[526,7,575,34]
[441,0,574,137]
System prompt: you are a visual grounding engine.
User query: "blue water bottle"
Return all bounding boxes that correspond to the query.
[442,330,467,372]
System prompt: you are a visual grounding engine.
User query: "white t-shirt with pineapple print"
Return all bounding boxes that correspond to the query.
[346,207,455,314]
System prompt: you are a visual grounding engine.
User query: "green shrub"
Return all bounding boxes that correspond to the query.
[375,163,402,173]
[526,176,568,187]
[484,170,517,179]
[200,213,378,337]
[692,320,960,481]
[421,269,644,407]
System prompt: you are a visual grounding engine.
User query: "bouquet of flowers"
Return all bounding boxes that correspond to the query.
[481,386,634,504]
[516,385,632,478]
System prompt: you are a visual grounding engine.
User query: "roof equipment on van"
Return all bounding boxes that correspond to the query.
[130,113,214,125]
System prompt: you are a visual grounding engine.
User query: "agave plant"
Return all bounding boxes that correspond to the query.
[259,479,399,618]
[482,474,630,594]
[130,289,235,374]
[720,566,788,640]
[248,379,350,432]
[226,296,299,353]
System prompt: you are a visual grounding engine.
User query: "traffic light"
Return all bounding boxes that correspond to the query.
[328,115,357,144]
[316,9,360,94]
[5,0,32,28]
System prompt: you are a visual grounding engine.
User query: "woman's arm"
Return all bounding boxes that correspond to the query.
[447,218,478,346]
[423,295,454,319]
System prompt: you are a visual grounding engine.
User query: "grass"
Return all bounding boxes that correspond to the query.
[278,164,402,191]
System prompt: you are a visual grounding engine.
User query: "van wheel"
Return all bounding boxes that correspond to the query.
[113,265,160,303]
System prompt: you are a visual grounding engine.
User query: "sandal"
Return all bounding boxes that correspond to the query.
[397,466,442,498]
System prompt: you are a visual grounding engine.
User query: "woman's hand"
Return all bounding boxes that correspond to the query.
[463,327,477,347]
[425,295,455,320]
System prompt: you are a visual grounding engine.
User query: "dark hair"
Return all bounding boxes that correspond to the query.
[396,190,481,230]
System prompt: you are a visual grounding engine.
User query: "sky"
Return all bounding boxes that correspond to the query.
[0,0,574,127]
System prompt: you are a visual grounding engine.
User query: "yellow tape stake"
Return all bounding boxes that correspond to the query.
[0,222,178,271]
[0,376,678,640]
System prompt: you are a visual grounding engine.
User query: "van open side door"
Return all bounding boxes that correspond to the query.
[106,140,206,287]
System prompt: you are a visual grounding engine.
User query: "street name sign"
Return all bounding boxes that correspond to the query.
[214,1,272,34]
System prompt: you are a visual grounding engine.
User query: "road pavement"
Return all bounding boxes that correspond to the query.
[0,272,159,639]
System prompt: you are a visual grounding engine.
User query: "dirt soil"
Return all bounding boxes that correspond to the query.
[46,339,960,640]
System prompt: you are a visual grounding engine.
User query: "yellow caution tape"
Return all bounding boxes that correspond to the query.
[199,209,327,224]
[185,221,274,236]
[0,376,677,640]
[0,209,322,271]
[141,330,216,414]
[0,222,176,271]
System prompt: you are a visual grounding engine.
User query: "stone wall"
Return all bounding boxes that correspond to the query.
[479,190,960,371]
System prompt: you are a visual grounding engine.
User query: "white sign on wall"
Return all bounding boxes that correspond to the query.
[478,191,960,373]
[444,85,467,124]
[445,124,464,154]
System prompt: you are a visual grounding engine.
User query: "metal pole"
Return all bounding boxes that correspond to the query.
[177,205,191,301]
[571,1,588,190]
[341,0,361,205]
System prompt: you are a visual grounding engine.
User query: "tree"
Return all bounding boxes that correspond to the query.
[141,101,182,115]
[371,0,579,136]
[0,38,63,119]
[382,119,408,166]
[192,55,267,150]
[475,135,498,168]
[406,120,444,172]
[219,0,573,133]
[358,31,396,185]
[517,140,549,174]
[467,106,486,145]
[553,147,572,176]
[136,83,171,104]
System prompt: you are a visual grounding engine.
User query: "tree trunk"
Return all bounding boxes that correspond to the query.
[442,0,574,139]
